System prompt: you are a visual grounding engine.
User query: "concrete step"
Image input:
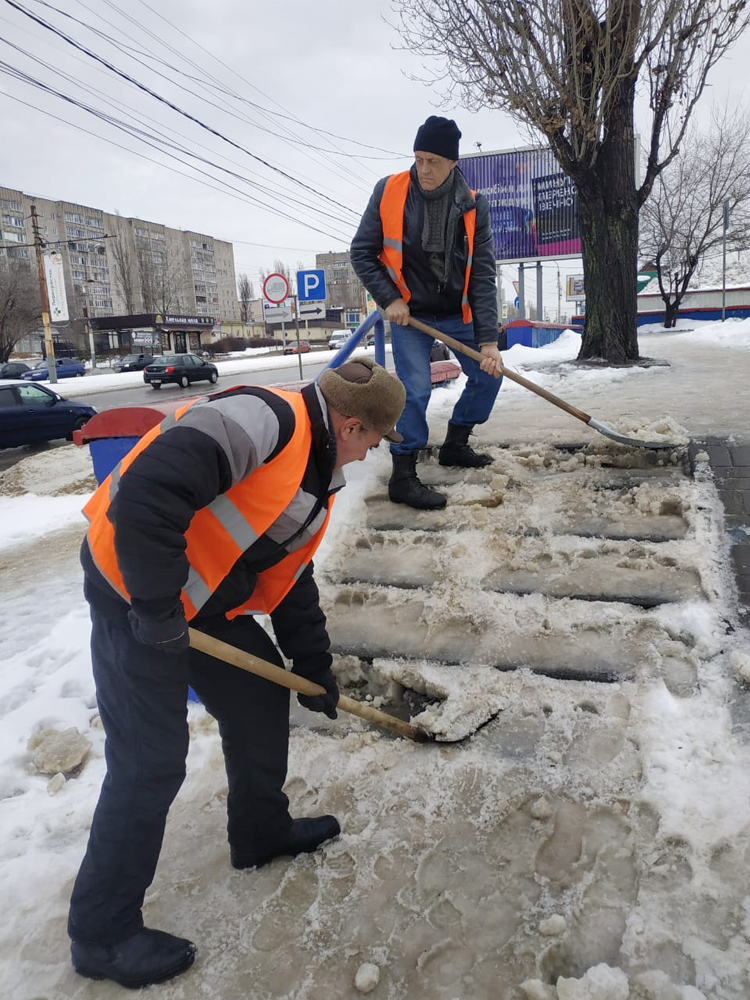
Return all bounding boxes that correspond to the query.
[321,583,697,687]
[336,531,702,607]
[363,496,689,541]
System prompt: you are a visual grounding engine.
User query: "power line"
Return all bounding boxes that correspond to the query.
[0,87,354,243]
[4,0,363,218]
[0,44,357,232]
[95,0,379,193]
[0,22,361,232]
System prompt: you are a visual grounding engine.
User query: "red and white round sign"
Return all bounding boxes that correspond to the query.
[262,272,290,304]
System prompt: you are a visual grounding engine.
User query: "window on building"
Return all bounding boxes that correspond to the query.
[66,227,85,239]
[65,212,84,224]
[2,214,24,228]
[86,217,102,227]
[135,226,149,237]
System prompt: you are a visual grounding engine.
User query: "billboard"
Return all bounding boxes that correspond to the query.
[459,146,581,263]
[566,274,585,300]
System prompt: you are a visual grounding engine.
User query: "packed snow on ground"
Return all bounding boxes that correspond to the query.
[1,323,749,999]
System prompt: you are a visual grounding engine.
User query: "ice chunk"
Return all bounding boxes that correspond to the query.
[354,962,380,993]
[539,914,567,936]
[28,726,91,775]
[556,964,629,999]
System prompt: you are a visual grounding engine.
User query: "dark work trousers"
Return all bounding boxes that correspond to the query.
[68,606,292,946]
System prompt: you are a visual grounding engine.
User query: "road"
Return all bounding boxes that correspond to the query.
[84,358,331,411]
[0,357,332,472]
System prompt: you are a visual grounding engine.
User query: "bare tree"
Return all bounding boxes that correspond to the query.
[237,273,254,323]
[259,259,292,286]
[109,214,138,315]
[393,0,750,363]
[640,104,750,327]
[138,243,189,315]
[0,259,41,362]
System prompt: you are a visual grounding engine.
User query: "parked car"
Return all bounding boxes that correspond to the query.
[143,353,219,389]
[0,380,97,448]
[112,353,154,372]
[328,331,351,351]
[21,357,86,381]
[283,341,311,355]
[0,361,32,379]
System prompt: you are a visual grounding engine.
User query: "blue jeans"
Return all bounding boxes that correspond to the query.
[389,313,503,455]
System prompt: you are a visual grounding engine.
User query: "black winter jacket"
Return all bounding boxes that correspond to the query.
[350,166,498,343]
[81,382,344,676]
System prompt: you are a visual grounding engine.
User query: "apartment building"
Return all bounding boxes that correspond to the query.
[315,249,364,312]
[0,185,241,330]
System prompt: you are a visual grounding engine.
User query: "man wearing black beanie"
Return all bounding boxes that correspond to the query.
[351,115,504,510]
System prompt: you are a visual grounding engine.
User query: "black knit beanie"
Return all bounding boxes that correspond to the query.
[413,116,461,160]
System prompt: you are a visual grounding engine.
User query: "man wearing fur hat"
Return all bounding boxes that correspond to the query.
[351,115,504,510]
[67,360,405,989]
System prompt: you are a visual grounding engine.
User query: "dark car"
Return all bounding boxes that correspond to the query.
[0,361,32,379]
[283,341,311,355]
[22,357,86,381]
[143,353,219,389]
[0,380,97,448]
[112,353,154,373]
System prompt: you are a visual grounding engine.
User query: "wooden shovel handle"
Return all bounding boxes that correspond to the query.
[407,316,594,425]
[188,627,428,743]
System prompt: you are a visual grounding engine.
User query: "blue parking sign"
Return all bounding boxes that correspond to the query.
[296,269,326,302]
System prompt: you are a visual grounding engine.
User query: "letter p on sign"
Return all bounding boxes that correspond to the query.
[296,268,327,302]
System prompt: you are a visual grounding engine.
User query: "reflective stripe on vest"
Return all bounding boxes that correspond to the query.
[378,170,477,324]
[83,388,334,620]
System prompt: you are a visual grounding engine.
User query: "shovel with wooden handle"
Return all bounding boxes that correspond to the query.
[408,316,676,450]
[188,627,430,743]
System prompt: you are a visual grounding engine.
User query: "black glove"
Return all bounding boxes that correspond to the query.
[128,607,189,655]
[292,657,339,720]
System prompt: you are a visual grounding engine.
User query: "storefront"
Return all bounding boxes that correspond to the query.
[90,313,217,356]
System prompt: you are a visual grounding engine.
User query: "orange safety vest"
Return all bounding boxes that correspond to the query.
[83,389,334,621]
[378,170,477,324]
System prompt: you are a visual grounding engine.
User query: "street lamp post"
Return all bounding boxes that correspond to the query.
[721,199,730,322]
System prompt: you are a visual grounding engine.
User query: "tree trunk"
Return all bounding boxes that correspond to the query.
[575,85,640,363]
[663,299,679,328]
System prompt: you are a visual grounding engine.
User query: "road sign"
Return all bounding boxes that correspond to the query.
[298,300,326,320]
[513,296,520,310]
[296,268,326,302]
[263,272,290,304]
[263,304,293,323]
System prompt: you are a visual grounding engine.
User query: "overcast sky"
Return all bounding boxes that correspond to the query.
[1,0,749,306]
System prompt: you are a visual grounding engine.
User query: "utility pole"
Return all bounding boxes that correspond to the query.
[30,204,58,384]
[721,199,730,322]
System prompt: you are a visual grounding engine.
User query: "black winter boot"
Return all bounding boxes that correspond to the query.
[71,928,196,989]
[231,815,341,869]
[388,453,447,510]
[438,423,493,468]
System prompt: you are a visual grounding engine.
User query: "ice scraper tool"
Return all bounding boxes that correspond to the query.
[408,317,676,450]
[188,628,430,742]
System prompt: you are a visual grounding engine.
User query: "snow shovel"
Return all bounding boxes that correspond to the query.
[408,316,675,450]
[188,628,430,743]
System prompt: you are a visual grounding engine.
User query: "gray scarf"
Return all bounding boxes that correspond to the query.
[412,166,456,285]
